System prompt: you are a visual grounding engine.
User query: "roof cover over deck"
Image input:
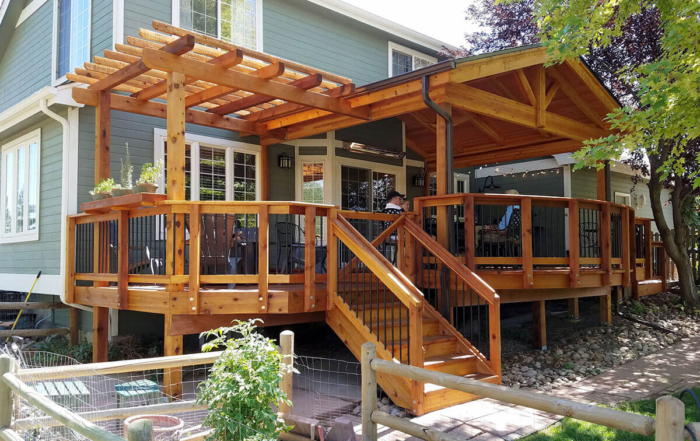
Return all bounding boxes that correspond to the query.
[69,21,619,169]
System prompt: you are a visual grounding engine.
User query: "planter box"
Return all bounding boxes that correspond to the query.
[80,193,167,214]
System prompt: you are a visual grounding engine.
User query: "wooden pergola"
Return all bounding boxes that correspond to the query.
[70,21,617,204]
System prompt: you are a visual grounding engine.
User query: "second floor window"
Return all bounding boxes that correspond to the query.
[180,0,260,50]
[389,42,436,77]
[57,0,91,79]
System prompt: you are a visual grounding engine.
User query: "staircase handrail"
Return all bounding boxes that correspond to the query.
[403,218,498,306]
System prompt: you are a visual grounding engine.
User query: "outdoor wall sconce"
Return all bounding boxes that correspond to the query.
[413,175,425,187]
[278,153,293,169]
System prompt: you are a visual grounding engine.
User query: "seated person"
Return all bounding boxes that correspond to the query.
[400,199,411,213]
[475,189,520,246]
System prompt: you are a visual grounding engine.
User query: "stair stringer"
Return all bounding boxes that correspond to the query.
[326,296,417,412]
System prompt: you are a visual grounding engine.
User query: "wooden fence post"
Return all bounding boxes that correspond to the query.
[521,198,533,288]
[0,355,14,429]
[327,208,338,310]
[569,200,580,287]
[279,330,294,414]
[361,342,378,441]
[304,206,316,311]
[127,419,153,441]
[656,395,685,441]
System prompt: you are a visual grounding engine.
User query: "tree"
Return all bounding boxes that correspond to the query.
[456,0,700,305]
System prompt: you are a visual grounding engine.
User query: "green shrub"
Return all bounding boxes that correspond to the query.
[89,178,116,195]
[631,300,647,315]
[197,320,292,441]
[137,159,164,184]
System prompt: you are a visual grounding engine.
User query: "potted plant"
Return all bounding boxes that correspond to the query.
[89,178,116,201]
[134,159,163,194]
[113,143,133,197]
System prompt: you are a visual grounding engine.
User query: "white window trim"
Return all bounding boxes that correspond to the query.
[295,156,330,204]
[171,0,264,51]
[1,129,41,244]
[52,0,93,86]
[615,192,632,206]
[16,0,50,28]
[154,129,261,201]
[388,41,437,77]
[334,158,406,211]
[428,172,471,194]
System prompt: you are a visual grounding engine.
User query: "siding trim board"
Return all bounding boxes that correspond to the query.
[16,0,50,28]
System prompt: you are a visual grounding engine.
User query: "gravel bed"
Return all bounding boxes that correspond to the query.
[501,292,700,391]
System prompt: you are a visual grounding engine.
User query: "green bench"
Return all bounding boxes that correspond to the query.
[115,379,161,407]
[34,381,90,410]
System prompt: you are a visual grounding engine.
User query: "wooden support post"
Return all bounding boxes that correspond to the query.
[600,293,612,326]
[188,204,201,314]
[533,65,546,128]
[304,206,316,311]
[69,307,79,346]
[127,420,154,441]
[532,300,546,351]
[489,299,502,378]
[464,195,475,270]
[95,91,111,184]
[327,208,338,310]
[0,355,14,429]
[163,314,183,400]
[397,221,405,273]
[166,72,187,200]
[361,342,378,441]
[117,210,129,310]
[596,164,607,202]
[521,198,533,288]
[568,200,580,287]
[258,205,269,313]
[408,303,424,415]
[279,330,294,414]
[656,395,685,441]
[92,306,109,362]
[601,204,611,286]
[404,219,416,283]
[65,216,76,303]
[644,219,653,280]
[567,298,579,319]
[435,103,451,248]
[630,214,639,299]
[621,208,631,287]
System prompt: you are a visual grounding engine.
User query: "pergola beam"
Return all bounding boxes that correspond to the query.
[140,48,371,120]
[450,46,548,84]
[434,139,583,169]
[445,81,608,141]
[453,109,505,145]
[88,35,195,91]
[243,83,355,123]
[184,61,285,109]
[134,47,245,102]
[72,87,286,138]
[209,73,322,115]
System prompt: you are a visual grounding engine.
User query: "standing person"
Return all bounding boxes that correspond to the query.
[382,190,405,215]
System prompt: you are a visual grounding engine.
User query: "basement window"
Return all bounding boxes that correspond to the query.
[1,130,40,244]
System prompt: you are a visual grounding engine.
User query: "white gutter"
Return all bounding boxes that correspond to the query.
[39,99,92,313]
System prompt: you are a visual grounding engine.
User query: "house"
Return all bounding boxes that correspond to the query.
[0,0,667,415]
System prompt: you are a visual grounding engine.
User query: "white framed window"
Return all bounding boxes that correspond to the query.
[388,42,436,77]
[154,129,261,201]
[174,0,263,50]
[615,192,631,206]
[334,159,405,211]
[1,129,41,244]
[53,0,92,84]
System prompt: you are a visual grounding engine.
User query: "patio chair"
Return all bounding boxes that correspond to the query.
[276,221,305,274]
[200,214,237,276]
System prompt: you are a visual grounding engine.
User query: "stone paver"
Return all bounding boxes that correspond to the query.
[377,335,700,440]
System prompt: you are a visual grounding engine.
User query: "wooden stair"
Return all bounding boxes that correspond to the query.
[330,277,499,415]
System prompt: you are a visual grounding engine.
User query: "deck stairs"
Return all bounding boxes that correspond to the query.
[327,215,501,415]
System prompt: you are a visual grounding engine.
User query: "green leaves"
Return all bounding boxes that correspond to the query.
[197,320,293,441]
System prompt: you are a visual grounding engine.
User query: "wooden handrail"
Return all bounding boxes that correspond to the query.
[415,192,631,211]
[332,216,423,308]
[404,218,497,306]
[339,216,406,281]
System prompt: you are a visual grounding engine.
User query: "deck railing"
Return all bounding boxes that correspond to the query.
[414,193,635,289]
[66,201,331,314]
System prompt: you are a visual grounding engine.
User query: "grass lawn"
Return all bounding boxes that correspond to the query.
[523,388,700,440]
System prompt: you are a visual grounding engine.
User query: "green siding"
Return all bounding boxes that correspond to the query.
[92,0,113,57]
[405,166,424,203]
[124,0,170,42]
[0,116,64,275]
[268,144,296,201]
[0,1,53,113]
[570,168,674,232]
[474,168,565,197]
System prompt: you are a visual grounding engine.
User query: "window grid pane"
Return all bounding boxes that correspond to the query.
[163,142,193,200]
[392,50,412,76]
[58,0,72,77]
[199,146,226,201]
[233,152,256,201]
[372,172,396,211]
[69,0,90,74]
[4,152,13,234]
[183,0,257,49]
[28,143,38,231]
[15,147,25,233]
[341,166,370,211]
